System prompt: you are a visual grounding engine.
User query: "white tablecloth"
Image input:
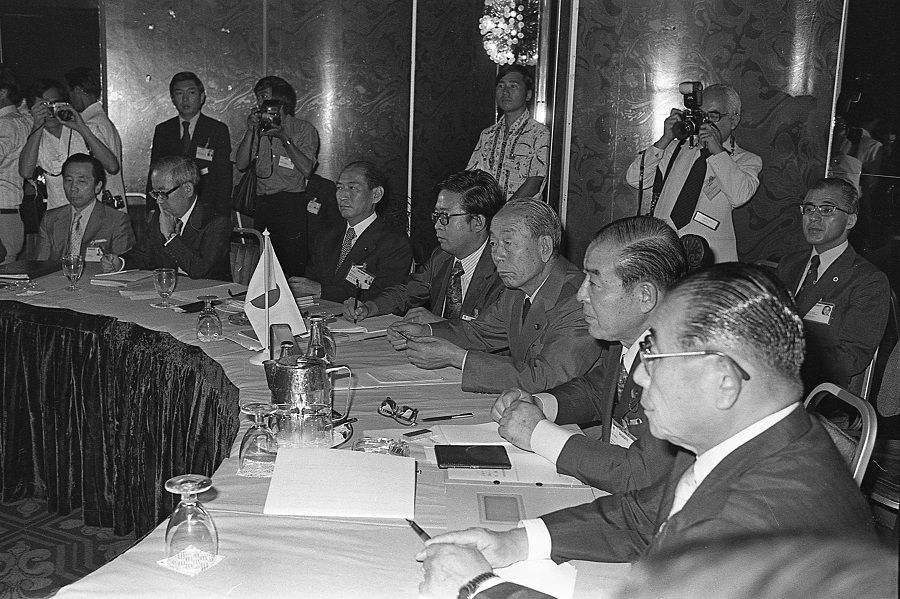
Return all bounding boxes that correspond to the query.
[3,266,630,598]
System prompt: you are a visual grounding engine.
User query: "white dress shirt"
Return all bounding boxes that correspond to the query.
[795,240,848,295]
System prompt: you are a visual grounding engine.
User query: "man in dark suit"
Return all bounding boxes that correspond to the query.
[777,177,889,394]
[36,154,134,261]
[101,156,231,280]
[491,216,687,493]
[288,161,412,302]
[146,72,232,215]
[388,199,602,394]
[417,264,875,599]
[342,170,505,323]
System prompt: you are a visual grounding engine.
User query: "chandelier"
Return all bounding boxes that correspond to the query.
[479,0,540,66]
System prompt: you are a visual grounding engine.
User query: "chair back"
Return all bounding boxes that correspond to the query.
[230,228,263,285]
[679,234,713,272]
[805,382,878,486]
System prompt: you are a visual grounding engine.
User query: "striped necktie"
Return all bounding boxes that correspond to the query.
[69,213,83,255]
[336,227,356,271]
[443,260,464,319]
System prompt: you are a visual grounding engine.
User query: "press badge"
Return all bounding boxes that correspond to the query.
[277,155,295,170]
[609,420,636,449]
[803,302,834,325]
[195,147,214,161]
[345,264,374,289]
[84,246,103,262]
[307,198,321,214]
[693,210,720,231]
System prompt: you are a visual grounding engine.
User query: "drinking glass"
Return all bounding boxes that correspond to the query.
[164,474,218,558]
[196,295,223,342]
[60,254,84,292]
[239,402,278,470]
[151,268,177,309]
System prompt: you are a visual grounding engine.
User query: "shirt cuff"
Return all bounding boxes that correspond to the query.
[116,257,125,273]
[460,350,469,372]
[471,576,503,596]
[533,392,558,421]
[518,519,552,561]
[530,420,577,465]
[163,233,177,246]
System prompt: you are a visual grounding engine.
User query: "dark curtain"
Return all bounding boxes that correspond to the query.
[0,301,240,536]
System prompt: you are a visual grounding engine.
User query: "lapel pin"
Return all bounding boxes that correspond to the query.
[833,277,838,282]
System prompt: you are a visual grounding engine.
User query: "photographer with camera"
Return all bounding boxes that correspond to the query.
[233,75,319,277]
[18,74,122,213]
[626,83,761,262]
[0,67,30,264]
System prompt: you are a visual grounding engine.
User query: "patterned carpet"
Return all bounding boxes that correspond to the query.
[0,499,136,599]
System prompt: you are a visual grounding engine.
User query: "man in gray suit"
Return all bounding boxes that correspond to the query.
[417,263,874,599]
[388,199,601,394]
[36,153,134,261]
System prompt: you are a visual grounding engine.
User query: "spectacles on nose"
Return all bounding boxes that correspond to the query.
[799,203,851,217]
[638,330,751,381]
[431,211,469,226]
[704,111,732,123]
[148,182,184,204]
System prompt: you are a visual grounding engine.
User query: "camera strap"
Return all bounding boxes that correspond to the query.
[648,139,686,216]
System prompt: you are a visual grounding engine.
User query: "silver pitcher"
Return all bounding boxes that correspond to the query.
[263,355,353,448]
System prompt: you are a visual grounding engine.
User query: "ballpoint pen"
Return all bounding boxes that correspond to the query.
[406,519,431,542]
[421,412,474,422]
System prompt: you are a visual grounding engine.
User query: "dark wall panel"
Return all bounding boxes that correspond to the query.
[411,2,498,263]
[565,0,843,265]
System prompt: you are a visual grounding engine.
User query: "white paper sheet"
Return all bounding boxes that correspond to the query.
[263,448,416,519]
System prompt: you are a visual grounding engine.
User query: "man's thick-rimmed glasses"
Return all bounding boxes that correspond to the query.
[148,182,184,204]
[431,212,469,226]
[799,203,851,217]
[639,330,751,381]
[705,111,732,123]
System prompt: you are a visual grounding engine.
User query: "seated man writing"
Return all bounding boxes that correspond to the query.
[388,199,601,394]
[492,216,687,492]
[418,263,876,599]
[36,153,134,261]
[101,155,231,280]
[342,170,504,324]
[289,161,412,303]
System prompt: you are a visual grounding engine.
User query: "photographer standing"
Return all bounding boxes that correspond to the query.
[233,76,319,277]
[626,83,761,262]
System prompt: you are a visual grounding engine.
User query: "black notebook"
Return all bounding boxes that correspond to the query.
[434,445,512,469]
[0,260,60,280]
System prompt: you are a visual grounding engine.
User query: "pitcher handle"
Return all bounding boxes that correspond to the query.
[326,364,352,424]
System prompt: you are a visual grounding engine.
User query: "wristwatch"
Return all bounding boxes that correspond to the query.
[457,572,498,599]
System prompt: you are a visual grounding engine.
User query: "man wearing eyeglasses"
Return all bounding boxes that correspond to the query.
[101,156,231,280]
[418,264,874,599]
[388,199,601,394]
[342,170,505,324]
[777,178,889,394]
[490,216,686,493]
[625,84,761,262]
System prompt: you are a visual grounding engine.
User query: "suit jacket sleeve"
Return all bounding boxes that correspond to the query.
[109,209,136,256]
[164,214,232,279]
[556,433,680,493]
[146,123,164,197]
[549,358,610,424]
[370,252,438,316]
[706,149,762,209]
[475,582,555,599]
[207,120,233,206]
[35,217,53,260]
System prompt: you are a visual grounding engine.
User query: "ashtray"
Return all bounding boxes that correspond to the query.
[352,437,409,457]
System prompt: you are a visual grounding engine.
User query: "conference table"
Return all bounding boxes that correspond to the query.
[0,266,629,598]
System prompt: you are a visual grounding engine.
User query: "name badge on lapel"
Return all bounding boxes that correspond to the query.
[345,264,374,290]
[609,420,636,449]
[307,198,321,214]
[277,155,295,170]
[195,147,214,161]
[803,301,834,325]
[692,210,720,231]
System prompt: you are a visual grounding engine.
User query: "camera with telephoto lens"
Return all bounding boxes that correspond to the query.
[47,102,75,122]
[672,81,708,140]
[257,100,283,132]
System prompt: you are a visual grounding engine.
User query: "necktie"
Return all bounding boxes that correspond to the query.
[670,147,711,229]
[69,213,83,255]
[443,260,464,319]
[336,227,356,271]
[180,121,191,156]
[797,254,821,298]
[521,297,532,324]
[174,218,184,237]
[667,462,698,519]
[615,357,628,403]
[650,140,686,215]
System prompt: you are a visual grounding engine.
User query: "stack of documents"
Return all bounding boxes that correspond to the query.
[264,448,416,519]
[90,270,154,287]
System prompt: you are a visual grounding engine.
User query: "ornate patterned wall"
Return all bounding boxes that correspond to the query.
[101,0,492,259]
[564,0,843,265]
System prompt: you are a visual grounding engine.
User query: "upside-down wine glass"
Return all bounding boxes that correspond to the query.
[151,268,177,309]
[196,295,223,342]
[239,402,279,470]
[164,474,219,558]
